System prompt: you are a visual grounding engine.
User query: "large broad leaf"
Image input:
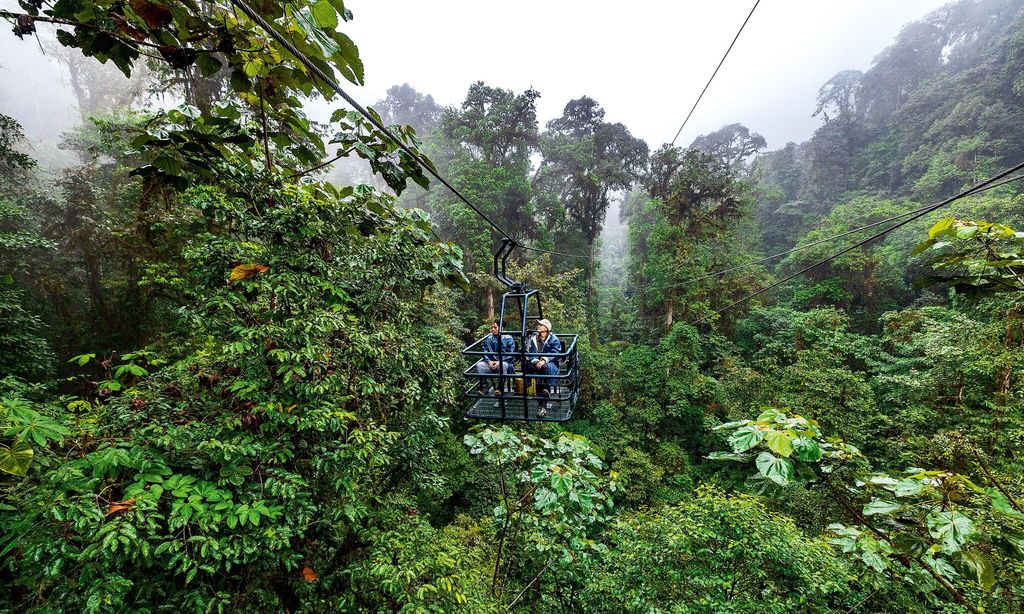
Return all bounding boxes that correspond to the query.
[867,475,898,486]
[756,407,783,422]
[892,533,927,557]
[927,511,975,554]
[0,441,33,476]
[928,556,959,580]
[860,550,889,573]
[912,237,936,256]
[310,0,339,29]
[765,430,795,457]
[893,478,926,497]
[986,487,1024,521]
[755,452,793,486]
[955,225,979,239]
[1002,529,1024,559]
[706,451,752,462]
[792,436,822,462]
[863,499,901,516]
[928,217,955,238]
[729,425,765,453]
[712,419,750,432]
[550,472,571,497]
[959,550,995,590]
[3,403,70,446]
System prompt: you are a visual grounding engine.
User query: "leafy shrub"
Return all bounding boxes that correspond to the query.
[612,446,663,506]
[581,486,851,613]
[1,179,469,612]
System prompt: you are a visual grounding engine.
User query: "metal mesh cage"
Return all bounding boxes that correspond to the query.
[461,289,580,422]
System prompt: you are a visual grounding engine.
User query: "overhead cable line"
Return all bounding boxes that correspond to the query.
[229,0,588,259]
[693,160,1024,324]
[669,0,761,146]
[653,171,1024,293]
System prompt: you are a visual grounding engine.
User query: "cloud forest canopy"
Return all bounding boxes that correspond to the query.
[2,0,1024,612]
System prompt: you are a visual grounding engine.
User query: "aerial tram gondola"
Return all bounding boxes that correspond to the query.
[462,239,580,422]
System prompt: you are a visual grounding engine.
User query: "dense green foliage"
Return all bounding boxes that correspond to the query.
[3,0,1024,612]
[584,487,851,613]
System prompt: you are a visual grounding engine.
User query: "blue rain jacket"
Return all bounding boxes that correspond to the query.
[483,334,516,365]
[526,332,562,367]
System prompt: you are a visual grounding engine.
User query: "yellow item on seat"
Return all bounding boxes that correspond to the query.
[513,377,536,396]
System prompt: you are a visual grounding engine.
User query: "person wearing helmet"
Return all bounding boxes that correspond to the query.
[525,318,561,417]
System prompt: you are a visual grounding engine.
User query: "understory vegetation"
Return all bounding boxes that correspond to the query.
[2,0,1024,612]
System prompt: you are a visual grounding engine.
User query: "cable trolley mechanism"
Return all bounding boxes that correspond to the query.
[461,239,580,422]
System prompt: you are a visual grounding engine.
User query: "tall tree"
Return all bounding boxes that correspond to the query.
[858,22,944,122]
[689,123,766,172]
[376,83,442,135]
[333,84,442,191]
[430,82,540,318]
[639,146,749,329]
[749,141,808,253]
[539,97,648,310]
[50,44,149,121]
[813,69,864,125]
[797,69,868,208]
[0,114,55,380]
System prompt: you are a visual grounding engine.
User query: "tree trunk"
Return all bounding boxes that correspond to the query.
[487,286,495,321]
[587,238,596,345]
[81,238,110,335]
[586,238,595,308]
[665,291,674,332]
[67,60,89,122]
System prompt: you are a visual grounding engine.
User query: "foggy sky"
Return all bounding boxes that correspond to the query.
[1,0,951,156]
[339,0,950,149]
[0,2,80,165]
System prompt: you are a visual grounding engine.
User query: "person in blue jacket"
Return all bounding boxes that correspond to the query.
[476,320,515,396]
[526,318,561,416]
